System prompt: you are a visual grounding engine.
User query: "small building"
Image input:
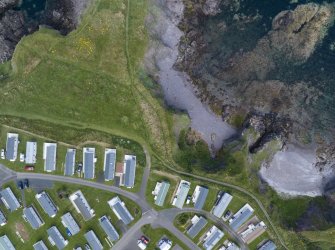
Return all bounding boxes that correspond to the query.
[240,221,267,244]
[212,192,233,218]
[69,190,95,221]
[83,147,96,179]
[99,215,119,242]
[64,149,76,176]
[0,209,7,226]
[258,240,277,250]
[0,235,15,250]
[172,180,190,209]
[187,215,208,239]
[108,196,134,225]
[5,133,19,161]
[23,206,45,230]
[157,238,172,250]
[121,155,136,188]
[152,181,170,207]
[85,230,103,250]
[0,187,20,212]
[47,226,68,250]
[115,162,124,177]
[203,225,224,250]
[33,240,48,250]
[192,185,209,210]
[43,143,57,172]
[229,204,254,231]
[61,212,80,236]
[36,191,58,218]
[25,141,37,164]
[104,148,116,181]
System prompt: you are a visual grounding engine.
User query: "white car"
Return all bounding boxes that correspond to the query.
[0,149,5,159]
[20,153,25,162]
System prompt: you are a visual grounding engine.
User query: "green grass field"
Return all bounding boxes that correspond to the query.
[0,0,174,160]
[141,224,188,250]
[0,181,141,249]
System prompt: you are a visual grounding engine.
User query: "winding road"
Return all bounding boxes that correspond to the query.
[0,162,248,250]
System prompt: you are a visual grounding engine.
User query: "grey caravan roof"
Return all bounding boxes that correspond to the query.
[84,151,94,179]
[104,151,116,180]
[230,208,253,231]
[23,206,44,229]
[194,187,209,210]
[47,226,67,250]
[155,182,170,207]
[203,230,224,250]
[64,149,76,176]
[33,240,48,250]
[45,145,56,171]
[61,212,80,235]
[85,230,103,250]
[0,235,15,250]
[36,192,58,217]
[212,193,232,218]
[0,209,7,225]
[123,156,136,187]
[0,188,20,212]
[112,201,133,225]
[73,195,93,221]
[99,215,119,241]
[5,136,16,160]
[187,217,208,238]
[258,240,277,250]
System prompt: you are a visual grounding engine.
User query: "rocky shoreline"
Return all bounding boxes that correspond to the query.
[144,0,236,151]
[0,0,90,63]
[174,0,335,196]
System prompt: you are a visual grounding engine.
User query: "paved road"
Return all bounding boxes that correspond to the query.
[0,164,247,250]
[113,209,201,250]
[0,164,16,186]
[138,146,151,199]
[15,172,152,212]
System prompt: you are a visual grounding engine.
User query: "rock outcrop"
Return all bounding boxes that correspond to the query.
[0,0,90,63]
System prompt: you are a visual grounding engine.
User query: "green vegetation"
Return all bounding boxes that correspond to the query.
[0,0,174,160]
[300,227,335,249]
[0,181,141,249]
[141,224,188,250]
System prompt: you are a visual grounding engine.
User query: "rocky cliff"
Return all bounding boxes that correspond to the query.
[177,0,335,195]
[0,0,90,63]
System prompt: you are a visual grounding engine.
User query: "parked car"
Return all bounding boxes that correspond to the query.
[140,236,149,244]
[17,181,23,190]
[24,166,34,171]
[23,179,29,188]
[19,153,25,162]
[84,244,91,250]
[0,149,5,159]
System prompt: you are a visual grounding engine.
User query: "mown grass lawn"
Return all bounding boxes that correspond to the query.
[0,181,141,249]
[141,224,188,250]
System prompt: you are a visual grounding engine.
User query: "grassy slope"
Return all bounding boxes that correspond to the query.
[0,182,141,249]
[0,0,173,159]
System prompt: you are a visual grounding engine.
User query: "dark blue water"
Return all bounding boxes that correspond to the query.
[15,0,46,20]
[202,0,335,134]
